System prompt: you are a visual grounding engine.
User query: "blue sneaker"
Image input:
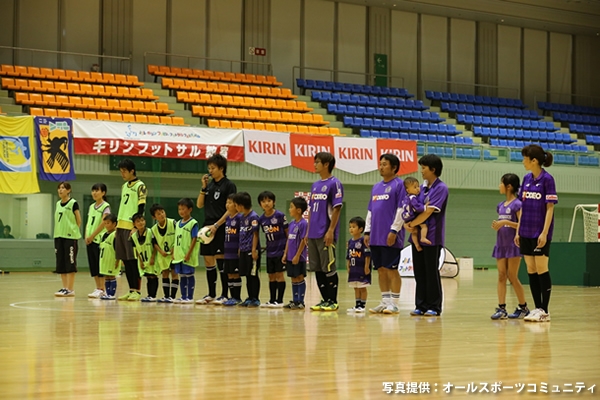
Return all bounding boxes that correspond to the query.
[508,306,530,319]
[238,298,252,307]
[491,307,508,320]
[424,310,439,317]
[248,299,261,308]
[410,309,424,316]
[223,298,240,307]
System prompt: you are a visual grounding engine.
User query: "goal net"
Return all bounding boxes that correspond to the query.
[568,204,600,242]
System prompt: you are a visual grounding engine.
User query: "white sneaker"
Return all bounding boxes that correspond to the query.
[369,303,387,314]
[524,308,543,321]
[527,309,551,322]
[269,301,284,308]
[195,295,214,305]
[140,297,156,302]
[54,288,67,297]
[212,296,228,305]
[260,301,273,308]
[173,298,184,304]
[180,298,194,304]
[383,304,399,314]
[347,307,358,313]
[63,290,75,297]
[88,289,104,299]
[355,307,365,313]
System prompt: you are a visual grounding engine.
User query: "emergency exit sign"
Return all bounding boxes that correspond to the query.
[249,47,267,56]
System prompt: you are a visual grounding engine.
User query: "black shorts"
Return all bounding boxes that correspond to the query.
[286,261,307,278]
[519,237,551,257]
[55,238,78,274]
[266,257,285,274]
[115,228,135,261]
[224,258,240,275]
[239,251,260,277]
[370,245,401,270]
[86,242,101,277]
[200,224,225,256]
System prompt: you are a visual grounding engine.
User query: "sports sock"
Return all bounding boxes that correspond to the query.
[147,277,158,298]
[391,292,400,306]
[382,291,391,305]
[538,272,552,313]
[298,280,306,304]
[327,272,338,303]
[180,276,188,299]
[528,273,542,309]
[187,274,196,300]
[162,278,170,297]
[227,281,234,299]
[359,300,366,309]
[269,281,277,303]
[170,279,179,299]
[315,272,327,301]
[498,303,506,309]
[206,266,217,298]
[277,281,286,304]
[232,277,242,300]
[217,259,228,298]
[292,282,299,302]
[355,299,361,308]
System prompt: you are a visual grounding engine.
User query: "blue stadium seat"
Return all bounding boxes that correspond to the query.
[399,132,409,141]
[443,147,454,157]
[359,129,371,137]
[343,116,354,126]
[379,130,390,139]
[389,131,399,139]
[371,130,381,138]
[314,80,325,90]
[510,151,523,162]
[484,150,497,160]
[456,148,465,158]
[472,149,481,159]
[323,81,335,91]
[417,145,425,155]
[409,133,419,141]
[363,118,373,128]
[296,78,306,89]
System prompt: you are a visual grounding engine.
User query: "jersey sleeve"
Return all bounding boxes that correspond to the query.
[410,196,425,213]
[190,221,199,237]
[103,206,111,215]
[426,183,448,212]
[496,202,501,215]
[544,174,558,204]
[346,241,351,260]
[250,216,260,233]
[282,213,289,229]
[72,201,80,213]
[331,179,343,208]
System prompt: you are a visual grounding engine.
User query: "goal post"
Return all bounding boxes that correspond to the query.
[568,204,600,242]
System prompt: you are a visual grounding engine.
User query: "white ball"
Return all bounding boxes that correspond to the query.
[197,225,214,244]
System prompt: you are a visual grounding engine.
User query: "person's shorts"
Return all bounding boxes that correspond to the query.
[55,238,78,273]
[173,262,196,275]
[349,281,370,288]
[200,224,225,256]
[307,238,336,273]
[519,237,551,257]
[115,228,135,261]
[266,257,285,274]
[224,258,240,275]
[86,242,101,277]
[239,251,260,277]
[286,261,307,278]
[370,245,401,270]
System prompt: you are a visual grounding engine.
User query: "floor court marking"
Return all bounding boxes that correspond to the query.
[126,352,158,358]
[8,300,203,316]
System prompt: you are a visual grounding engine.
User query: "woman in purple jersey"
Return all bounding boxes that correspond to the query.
[515,145,557,323]
[490,173,528,320]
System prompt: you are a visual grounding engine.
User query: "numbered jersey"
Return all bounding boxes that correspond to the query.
[117,179,147,229]
[99,231,118,276]
[308,176,344,241]
[54,198,82,240]
[132,228,158,274]
[85,201,110,244]
[173,218,200,267]
[347,237,371,284]
[259,210,288,258]
[151,218,176,271]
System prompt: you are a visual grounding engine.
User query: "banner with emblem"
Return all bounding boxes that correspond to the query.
[34,117,76,181]
[0,116,40,194]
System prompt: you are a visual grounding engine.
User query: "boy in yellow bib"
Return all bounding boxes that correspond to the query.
[172,198,200,304]
[150,204,178,303]
[131,214,159,302]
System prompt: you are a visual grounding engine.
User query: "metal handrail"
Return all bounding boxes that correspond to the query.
[420,79,520,101]
[291,66,405,95]
[143,51,274,82]
[0,45,131,74]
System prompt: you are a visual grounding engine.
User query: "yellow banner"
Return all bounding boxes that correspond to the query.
[0,116,40,194]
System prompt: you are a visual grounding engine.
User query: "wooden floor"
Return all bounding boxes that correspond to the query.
[1,270,599,399]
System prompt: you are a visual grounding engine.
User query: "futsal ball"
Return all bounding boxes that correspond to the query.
[197,226,214,244]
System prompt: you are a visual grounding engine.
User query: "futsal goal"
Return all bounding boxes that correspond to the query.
[568,204,600,242]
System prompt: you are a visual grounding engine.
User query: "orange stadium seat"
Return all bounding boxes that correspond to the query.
[96,112,110,121]
[122,113,135,123]
[287,124,299,133]
[144,102,158,114]
[231,120,243,129]
[43,95,60,108]
[148,115,160,124]
[70,110,84,119]
[129,87,143,99]
[57,109,71,118]
[207,119,220,128]
[56,95,69,107]
[159,116,172,125]
[0,65,15,76]
[44,108,58,117]
[78,71,94,82]
[110,113,123,122]
[14,92,29,105]
[117,86,130,98]
[108,99,122,112]
[220,120,232,129]
[142,88,158,100]
[135,114,148,123]
[127,75,142,86]
[297,125,309,134]
[29,107,44,116]
[237,109,249,120]
[69,96,83,108]
[65,70,79,81]
[171,116,185,126]
[83,111,97,120]
[131,101,145,113]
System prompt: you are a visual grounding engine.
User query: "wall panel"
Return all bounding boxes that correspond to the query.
[271,0,301,90]
[368,7,390,86]
[449,18,475,94]
[62,0,100,71]
[548,32,572,104]
[522,28,547,107]
[390,10,417,95]
[18,0,59,67]
[243,0,270,75]
[132,0,167,78]
[303,0,335,81]
[420,14,447,94]
[101,0,132,74]
[476,21,497,95]
[0,0,15,64]
[170,0,207,70]
[336,3,366,84]
[207,0,243,72]
[497,25,521,99]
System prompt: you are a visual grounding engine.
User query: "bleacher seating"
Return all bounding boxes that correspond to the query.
[176,91,312,112]
[553,112,600,125]
[148,65,283,86]
[440,102,540,119]
[328,104,441,121]
[312,91,427,110]
[0,65,143,86]
[297,79,413,98]
[456,114,557,131]
[538,101,600,116]
[426,91,526,108]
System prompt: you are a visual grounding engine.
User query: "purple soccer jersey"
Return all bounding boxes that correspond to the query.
[367,177,406,248]
[259,210,288,258]
[224,213,241,260]
[401,194,426,223]
[347,237,371,285]
[239,210,260,252]
[492,199,522,259]
[308,176,344,241]
[518,170,558,240]
[286,218,308,262]
[408,178,449,247]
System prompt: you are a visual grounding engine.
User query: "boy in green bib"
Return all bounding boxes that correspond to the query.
[150,204,179,303]
[131,214,159,302]
[84,183,111,299]
[54,182,82,297]
[172,198,200,304]
[99,214,119,300]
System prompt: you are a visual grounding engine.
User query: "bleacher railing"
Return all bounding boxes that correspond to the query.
[292,66,405,95]
[143,52,274,82]
[421,79,519,102]
[0,46,131,74]
[534,90,600,111]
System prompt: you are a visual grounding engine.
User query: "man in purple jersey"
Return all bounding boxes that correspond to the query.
[365,154,406,315]
[307,152,344,312]
[405,154,448,317]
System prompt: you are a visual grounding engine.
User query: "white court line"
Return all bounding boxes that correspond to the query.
[126,352,158,358]
[8,299,203,315]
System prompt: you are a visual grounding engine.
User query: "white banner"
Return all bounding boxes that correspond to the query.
[243,130,291,170]
[72,119,245,161]
[333,136,378,175]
